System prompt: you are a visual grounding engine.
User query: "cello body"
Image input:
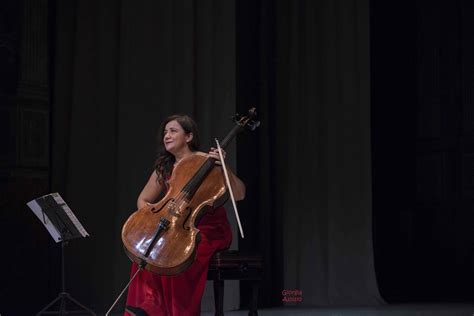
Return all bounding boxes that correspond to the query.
[121,154,228,275]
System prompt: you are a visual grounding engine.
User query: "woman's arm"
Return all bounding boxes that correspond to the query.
[226,168,246,201]
[137,171,164,209]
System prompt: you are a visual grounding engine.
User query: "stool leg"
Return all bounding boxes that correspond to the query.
[213,279,224,316]
[248,281,259,316]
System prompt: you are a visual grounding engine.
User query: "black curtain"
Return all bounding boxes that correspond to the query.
[52,0,239,311]
[372,0,474,302]
[7,0,474,314]
[5,0,474,314]
[236,0,381,307]
[51,0,379,312]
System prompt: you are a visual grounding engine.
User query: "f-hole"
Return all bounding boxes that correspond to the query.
[150,198,173,214]
[182,206,193,230]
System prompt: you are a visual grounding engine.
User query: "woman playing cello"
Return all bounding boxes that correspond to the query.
[125,114,246,316]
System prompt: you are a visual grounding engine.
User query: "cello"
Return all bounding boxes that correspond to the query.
[121,108,259,275]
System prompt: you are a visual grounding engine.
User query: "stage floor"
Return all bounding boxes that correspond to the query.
[69,304,474,316]
[200,304,474,316]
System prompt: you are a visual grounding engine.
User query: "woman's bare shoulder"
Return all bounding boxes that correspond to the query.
[194,151,207,157]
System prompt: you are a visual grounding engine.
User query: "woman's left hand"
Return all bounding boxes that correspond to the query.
[208,147,225,165]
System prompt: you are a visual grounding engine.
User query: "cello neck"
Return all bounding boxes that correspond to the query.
[181,158,215,199]
[219,124,243,149]
[181,108,259,201]
[181,126,241,200]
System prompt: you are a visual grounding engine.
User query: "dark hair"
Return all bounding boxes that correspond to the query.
[153,114,200,184]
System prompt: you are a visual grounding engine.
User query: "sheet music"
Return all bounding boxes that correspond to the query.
[50,193,89,238]
[27,192,90,243]
[27,198,62,242]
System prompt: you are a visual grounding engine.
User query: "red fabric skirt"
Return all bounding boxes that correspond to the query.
[124,206,232,316]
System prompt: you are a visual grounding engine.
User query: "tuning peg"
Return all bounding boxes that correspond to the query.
[248,120,260,131]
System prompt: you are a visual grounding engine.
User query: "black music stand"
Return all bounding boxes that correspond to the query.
[27,193,96,316]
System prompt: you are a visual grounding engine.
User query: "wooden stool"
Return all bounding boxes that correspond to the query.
[207,250,263,316]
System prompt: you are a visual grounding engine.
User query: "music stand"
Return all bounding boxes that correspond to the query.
[27,193,96,316]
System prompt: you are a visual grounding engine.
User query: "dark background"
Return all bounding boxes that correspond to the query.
[372,0,474,302]
[1,0,474,314]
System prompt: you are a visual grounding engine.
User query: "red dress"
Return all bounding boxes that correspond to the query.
[124,205,232,316]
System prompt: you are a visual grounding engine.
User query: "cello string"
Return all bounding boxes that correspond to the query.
[161,154,214,217]
[171,155,219,215]
[166,156,203,216]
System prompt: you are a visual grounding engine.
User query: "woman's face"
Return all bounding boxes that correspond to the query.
[163,120,192,155]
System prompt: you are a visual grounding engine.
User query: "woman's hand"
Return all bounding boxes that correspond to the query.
[207,148,246,200]
[208,147,226,165]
